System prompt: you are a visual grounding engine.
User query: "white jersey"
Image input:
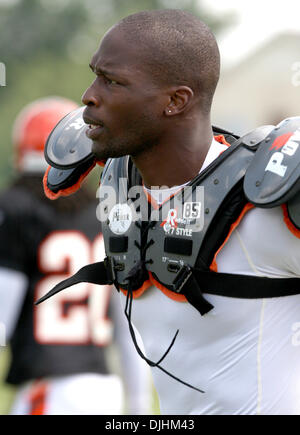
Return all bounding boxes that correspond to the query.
[119,139,300,415]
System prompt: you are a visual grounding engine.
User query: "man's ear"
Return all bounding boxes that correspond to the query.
[164,86,194,116]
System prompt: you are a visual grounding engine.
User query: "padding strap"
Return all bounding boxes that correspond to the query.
[109,236,128,253]
[178,269,214,315]
[35,261,112,305]
[36,260,300,310]
[43,159,105,200]
[43,161,94,200]
[164,237,193,256]
[162,264,300,316]
[192,268,300,299]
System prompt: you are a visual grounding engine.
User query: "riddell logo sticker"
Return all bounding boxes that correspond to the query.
[161,208,178,232]
[161,203,202,236]
[265,128,300,177]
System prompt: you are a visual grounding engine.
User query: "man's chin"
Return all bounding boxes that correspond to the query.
[92,141,132,160]
[91,141,109,160]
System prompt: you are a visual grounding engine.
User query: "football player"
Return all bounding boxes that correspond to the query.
[79,11,300,414]
[0,97,151,415]
[41,10,300,415]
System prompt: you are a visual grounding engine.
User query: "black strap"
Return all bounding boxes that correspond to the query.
[180,272,214,315]
[171,265,300,316]
[193,269,300,299]
[35,260,300,308]
[35,261,111,305]
[124,276,205,394]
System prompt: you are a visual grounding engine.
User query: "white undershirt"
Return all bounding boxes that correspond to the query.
[119,137,300,415]
[144,137,227,205]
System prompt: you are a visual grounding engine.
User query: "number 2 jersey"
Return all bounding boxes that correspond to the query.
[0,175,112,385]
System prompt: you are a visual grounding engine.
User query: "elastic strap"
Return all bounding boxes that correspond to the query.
[35,261,110,305]
[193,269,300,299]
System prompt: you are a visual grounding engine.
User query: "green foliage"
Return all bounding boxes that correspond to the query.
[0,0,230,188]
[82,0,212,30]
[0,348,16,415]
[0,0,233,412]
[0,54,95,187]
[0,0,88,63]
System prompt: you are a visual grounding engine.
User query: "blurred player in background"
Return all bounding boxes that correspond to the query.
[0,97,151,415]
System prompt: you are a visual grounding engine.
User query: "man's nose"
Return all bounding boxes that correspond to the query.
[81,85,99,107]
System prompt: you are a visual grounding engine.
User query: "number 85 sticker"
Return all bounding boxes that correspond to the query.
[183,202,201,219]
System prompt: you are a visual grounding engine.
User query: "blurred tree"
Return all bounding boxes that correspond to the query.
[82,0,229,54]
[0,0,234,413]
[0,0,88,63]
[0,0,229,66]
[0,0,233,188]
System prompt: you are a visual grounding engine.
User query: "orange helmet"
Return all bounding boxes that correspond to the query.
[13,96,78,173]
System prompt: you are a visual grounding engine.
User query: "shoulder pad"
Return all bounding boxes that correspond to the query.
[43,106,107,199]
[244,117,300,207]
[44,106,93,169]
[43,159,96,200]
[239,125,274,149]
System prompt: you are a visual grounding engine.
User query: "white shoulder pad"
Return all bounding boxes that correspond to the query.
[244,117,300,207]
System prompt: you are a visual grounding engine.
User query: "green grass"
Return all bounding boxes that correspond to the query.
[0,348,16,415]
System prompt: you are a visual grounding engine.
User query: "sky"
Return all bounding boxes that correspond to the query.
[201,0,300,68]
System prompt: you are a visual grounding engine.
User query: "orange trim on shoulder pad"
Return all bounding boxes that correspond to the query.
[43,166,57,200]
[143,185,160,210]
[210,202,254,272]
[120,273,188,303]
[43,162,96,200]
[149,272,187,302]
[214,134,231,147]
[281,204,300,238]
[96,159,106,167]
[120,278,152,299]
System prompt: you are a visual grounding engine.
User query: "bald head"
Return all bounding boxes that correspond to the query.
[114,9,220,114]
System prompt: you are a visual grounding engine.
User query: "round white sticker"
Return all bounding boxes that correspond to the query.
[108,203,132,235]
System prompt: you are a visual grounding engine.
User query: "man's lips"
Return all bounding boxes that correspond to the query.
[83,114,104,140]
[86,125,104,140]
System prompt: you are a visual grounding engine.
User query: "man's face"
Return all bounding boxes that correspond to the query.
[82,27,168,161]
